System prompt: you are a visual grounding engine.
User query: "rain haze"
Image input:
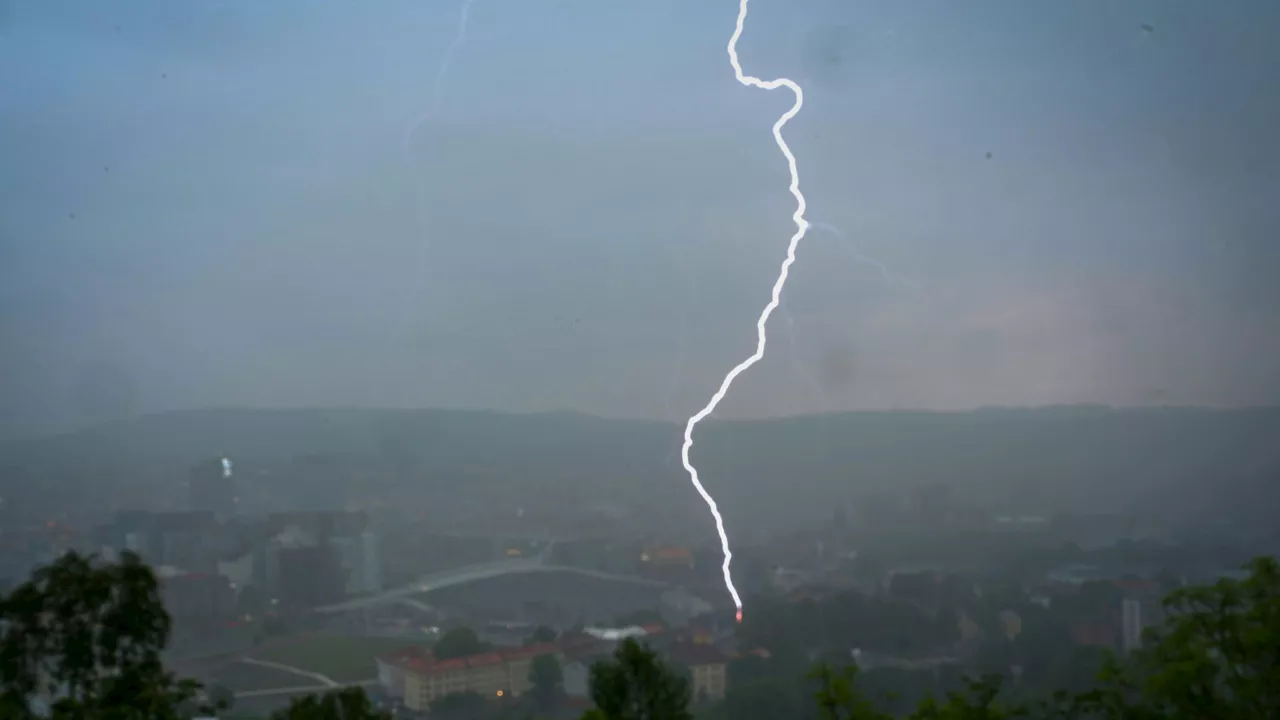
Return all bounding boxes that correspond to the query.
[3,0,1277,440]
[2,2,1280,717]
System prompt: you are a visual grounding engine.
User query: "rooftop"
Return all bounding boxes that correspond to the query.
[667,642,729,667]
[384,642,563,676]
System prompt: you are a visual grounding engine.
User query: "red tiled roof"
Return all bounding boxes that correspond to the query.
[654,547,691,560]
[1071,621,1117,648]
[381,646,432,666]
[497,643,559,662]
[385,642,564,676]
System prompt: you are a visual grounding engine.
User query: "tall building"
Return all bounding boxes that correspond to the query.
[1121,597,1143,653]
[332,530,382,595]
[189,458,237,519]
[255,512,379,605]
[98,510,218,572]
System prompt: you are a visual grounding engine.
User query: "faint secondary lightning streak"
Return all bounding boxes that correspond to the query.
[809,221,918,290]
[399,0,475,352]
[403,0,475,152]
[779,294,827,411]
[681,0,810,620]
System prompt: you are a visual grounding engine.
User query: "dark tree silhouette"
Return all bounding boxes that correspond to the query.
[269,686,391,720]
[583,639,692,720]
[0,551,209,719]
[433,626,491,660]
[525,625,558,646]
[528,653,564,712]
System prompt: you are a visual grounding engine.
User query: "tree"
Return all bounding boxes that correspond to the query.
[1079,555,1280,719]
[586,638,693,720]
[528,653,564,712]
[0,550,212,720]
[434,626,491,660]
[577,555,1280,719]
[724,676,808,720]
[205,683,235,714]
[269,686,392,720]
[809,664,889,720]
[526,625,558,646]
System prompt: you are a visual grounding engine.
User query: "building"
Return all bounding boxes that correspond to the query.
[153,512,220,573]
[217,550,255,589]
[379,643,564,712]
[1121,598,1143,653]
[331,530,382,596]
[189,458,237,519]
[160,571,236,620]
[667,642,728,703]
[377,646,432,700]
[275,545,346,607]
[255,512,379,605]
[1071,620,1118,648]
[98,511,219,573]
[998,610,1023,641]
[641,546,694,568]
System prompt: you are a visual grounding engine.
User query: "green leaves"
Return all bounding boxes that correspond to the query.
[1099,555,1280,719]
[587,639,693,720]
[434,626,492,660]
[579,556,1280,720]
[528,653,564,712]
[268,686,392,720]
[0,551,207,720]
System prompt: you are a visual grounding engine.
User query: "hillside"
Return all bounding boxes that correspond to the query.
[4,405,1279,529]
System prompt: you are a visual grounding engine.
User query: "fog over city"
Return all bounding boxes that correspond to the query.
[1,2,1277,719]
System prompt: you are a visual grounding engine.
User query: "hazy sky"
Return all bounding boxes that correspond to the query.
[2,0,1278,439]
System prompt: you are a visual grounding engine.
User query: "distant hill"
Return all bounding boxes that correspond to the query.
[4,405,1279,530]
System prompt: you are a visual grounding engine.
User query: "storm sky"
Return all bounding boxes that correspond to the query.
[2,0,1278,440]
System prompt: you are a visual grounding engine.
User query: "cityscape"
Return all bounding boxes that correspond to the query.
[2,0,1278,718]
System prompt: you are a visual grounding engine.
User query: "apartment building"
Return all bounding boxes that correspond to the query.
[667,642,729,702]
[379,643,563,712]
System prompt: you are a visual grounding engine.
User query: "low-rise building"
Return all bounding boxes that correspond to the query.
[667,642,728,703]
[379,643,563,712]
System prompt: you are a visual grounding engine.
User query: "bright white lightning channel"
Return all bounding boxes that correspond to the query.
[681,0,810,621]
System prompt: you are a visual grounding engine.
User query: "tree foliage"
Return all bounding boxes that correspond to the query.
[0,551,209,720]
[434,626,492,660]
[268,686,391,720]
[526,625,558,646]
[586,638,693,720]
[580,556,1280,720]
[528,653,564,712]
[1077,555,1280,719]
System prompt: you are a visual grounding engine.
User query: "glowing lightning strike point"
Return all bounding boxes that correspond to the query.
[682,0,811,622]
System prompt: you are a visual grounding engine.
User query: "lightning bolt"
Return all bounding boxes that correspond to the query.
[681,0,810,621]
